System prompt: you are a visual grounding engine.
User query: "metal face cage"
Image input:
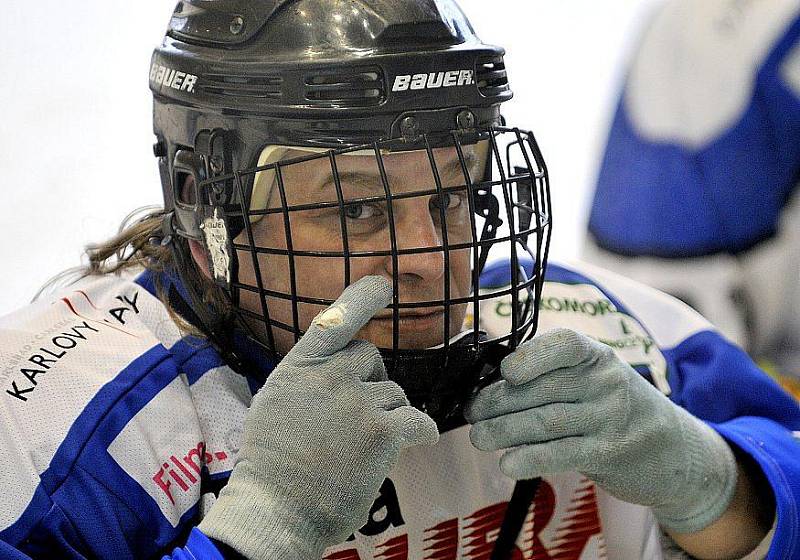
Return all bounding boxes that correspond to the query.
[179,125,551,430]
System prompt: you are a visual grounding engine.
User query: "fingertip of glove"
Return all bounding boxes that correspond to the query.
[347,276,393,306]
[500,351,529,385]
[468,422,491,451]
[463,391,489,424]
[417,415,440,447]
[398,409,439,447]
[498,448,532,480]
[463,401,477,424]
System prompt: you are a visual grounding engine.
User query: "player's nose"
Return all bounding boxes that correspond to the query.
[386,199,446,285]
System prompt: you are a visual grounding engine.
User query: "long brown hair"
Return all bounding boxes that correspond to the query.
[84,206,170,277]
[39,206,225,339]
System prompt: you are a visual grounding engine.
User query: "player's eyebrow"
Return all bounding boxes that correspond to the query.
[317,152,481,194]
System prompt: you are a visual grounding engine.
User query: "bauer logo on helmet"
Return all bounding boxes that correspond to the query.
[392,69,474,92]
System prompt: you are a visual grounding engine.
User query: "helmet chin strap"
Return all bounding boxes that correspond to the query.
[380,330,511,433]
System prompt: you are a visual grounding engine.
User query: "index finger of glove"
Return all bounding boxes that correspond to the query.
[291,276,393,359]
[387,406,440,448]
[501,328,601,386]
[465,367,589,423]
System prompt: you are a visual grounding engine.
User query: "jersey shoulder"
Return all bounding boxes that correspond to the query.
[479,258,722,395]
[0,272,183,529]
[542,259,716,349]
[480,257,716,348]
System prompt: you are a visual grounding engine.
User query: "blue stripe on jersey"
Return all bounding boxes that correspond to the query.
[479,258,540,289]
[135,268,158,299]
[165,528,226,560]
[661,330,800,427]
[209,470,232,482]
[0,538,33,560]
[0,486,52,548]
[589,14,800,257]
[182,343,226,386]
[136,268,193,307]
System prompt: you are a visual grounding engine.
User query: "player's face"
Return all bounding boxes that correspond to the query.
[235,143,488,355]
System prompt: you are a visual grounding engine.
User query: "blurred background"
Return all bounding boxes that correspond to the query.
[0,0,662,316]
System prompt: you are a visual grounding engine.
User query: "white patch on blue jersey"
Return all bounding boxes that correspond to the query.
[108,375,204,528]
[625,0,800,148]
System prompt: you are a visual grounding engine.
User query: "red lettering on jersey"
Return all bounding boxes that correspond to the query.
[376,535,408,560]
[525,479,557,559]
[166,462,190,491]
[171,454,197,484]
[151,441,231,504]
[152,466,174,504]
[322,479,604,560]
[547,480,604,560]
[423,518,458,560]
[323,550,363,560]
[463,503,524,560]
[522,478,604,560]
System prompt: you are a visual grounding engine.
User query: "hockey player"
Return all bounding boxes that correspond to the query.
[1,1,799,559]
[584,0,800,400]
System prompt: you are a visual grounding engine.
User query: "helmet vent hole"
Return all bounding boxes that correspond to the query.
[475,56,509,97]
[304,68,385,108]
[200,74,283,100]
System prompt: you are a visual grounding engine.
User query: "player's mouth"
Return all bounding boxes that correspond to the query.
[371,309,446,331]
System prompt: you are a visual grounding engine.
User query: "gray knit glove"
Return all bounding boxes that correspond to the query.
[200,276,439,559]
[466,327,737,534]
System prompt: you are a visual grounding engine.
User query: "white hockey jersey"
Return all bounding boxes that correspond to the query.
[1,260,798,560]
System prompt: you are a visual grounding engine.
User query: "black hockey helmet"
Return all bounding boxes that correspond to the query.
[150,0,551,430]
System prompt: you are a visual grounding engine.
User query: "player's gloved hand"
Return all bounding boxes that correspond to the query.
[466,327,737,534]
[199,276,439,559]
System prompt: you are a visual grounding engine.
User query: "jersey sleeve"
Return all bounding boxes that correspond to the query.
[570,261,800,559]
[163,528,229,560]
[0,540,33,560]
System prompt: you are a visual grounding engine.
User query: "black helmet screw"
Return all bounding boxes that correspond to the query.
[230,16,244,35]
[400,116,420,141]
[456,110,476,130]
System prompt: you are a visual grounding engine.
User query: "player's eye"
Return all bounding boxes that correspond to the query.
[344,203,382,220]
[431,192,465,212]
